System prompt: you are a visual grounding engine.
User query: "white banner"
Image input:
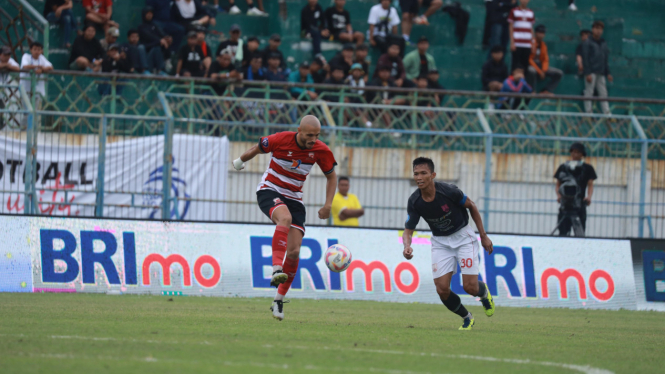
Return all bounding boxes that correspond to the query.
[0,134,228,220]
[0,216,640,310]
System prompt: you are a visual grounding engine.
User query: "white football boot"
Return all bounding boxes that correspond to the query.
[270,300,289,321]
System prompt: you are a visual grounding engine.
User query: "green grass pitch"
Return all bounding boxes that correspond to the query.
[0,293,663,374]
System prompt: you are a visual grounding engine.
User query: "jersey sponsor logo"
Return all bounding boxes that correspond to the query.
[290,160,302,170]
[441,204,449,213]
[261,137,269,148]
[288,151,293,156]
[308,152,315,159]
[273,197,283,205]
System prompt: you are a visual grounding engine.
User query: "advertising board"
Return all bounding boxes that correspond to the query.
[0,215,638,310]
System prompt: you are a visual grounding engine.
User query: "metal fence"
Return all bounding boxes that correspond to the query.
[2,88,664,238]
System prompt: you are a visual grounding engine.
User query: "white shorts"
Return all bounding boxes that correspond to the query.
[431,225,480,279]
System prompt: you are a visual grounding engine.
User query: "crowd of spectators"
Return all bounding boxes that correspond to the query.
[0,0,613,114]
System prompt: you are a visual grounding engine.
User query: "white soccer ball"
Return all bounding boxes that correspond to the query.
[324,244,353,273]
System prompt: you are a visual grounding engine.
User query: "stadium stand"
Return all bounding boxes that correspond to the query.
[0,0,663,98]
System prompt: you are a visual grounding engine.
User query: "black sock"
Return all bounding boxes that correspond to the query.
[477,281,488,299]
[441,291,470,319]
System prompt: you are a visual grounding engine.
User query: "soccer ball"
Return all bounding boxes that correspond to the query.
[324,244,352,273]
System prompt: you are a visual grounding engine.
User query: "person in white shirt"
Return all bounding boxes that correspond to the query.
[0,46,20,86]
[367,0,401,54]
[20,42,53,101]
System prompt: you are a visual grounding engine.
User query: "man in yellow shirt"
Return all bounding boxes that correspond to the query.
[331,176,364,226]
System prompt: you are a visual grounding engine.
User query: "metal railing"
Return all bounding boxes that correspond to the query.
[1,88,664,238]
[0,0,49,59]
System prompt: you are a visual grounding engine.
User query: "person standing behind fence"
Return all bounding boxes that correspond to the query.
[582,20,612,114]
[331,176,364,227]
[554,142,597,237]
[20,42,53,104]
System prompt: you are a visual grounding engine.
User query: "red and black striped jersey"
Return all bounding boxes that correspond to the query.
[257,131,337,202]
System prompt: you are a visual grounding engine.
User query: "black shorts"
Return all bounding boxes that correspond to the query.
[400,0,433,14]
[257,189,306,234]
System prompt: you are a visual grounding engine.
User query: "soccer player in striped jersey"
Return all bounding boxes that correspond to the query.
[232,115,338,321]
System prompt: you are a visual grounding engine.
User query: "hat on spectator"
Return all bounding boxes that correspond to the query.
[376,63,391,72]
[342,43,355,51]
[230,24,241,32]
[107,27,120,37]
[187,31,198,39]
[350,63,364,73]
[300,61,310,68]
[570,142,587,156]
[535,24,546,33]
[0,46,11,55]
[417,36,429,43]
[270,34,281,42]
[108,43,120,51]
[490,45,504,54]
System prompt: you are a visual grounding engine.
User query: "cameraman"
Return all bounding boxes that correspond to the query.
[554,142,597,237]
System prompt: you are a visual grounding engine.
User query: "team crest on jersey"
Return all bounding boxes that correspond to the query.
[308,152,315,159]
[288,151,293,156]
[273,197,283,205]
[290,160,302,169]
[261,137,269,148]
[441,204,450,213]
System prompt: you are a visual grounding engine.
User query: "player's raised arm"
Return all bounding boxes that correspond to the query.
[463,198,493,254]
[318,169,337,219]
[402,229,414,260]
[233,144,263,171]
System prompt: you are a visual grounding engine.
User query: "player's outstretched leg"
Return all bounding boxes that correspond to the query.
[435,274,474,330]
[269,209,290,287]
[463,276,495,317]
[271,228,303,321]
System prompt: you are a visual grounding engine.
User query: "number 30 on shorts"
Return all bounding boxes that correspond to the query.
[460,258,473,268]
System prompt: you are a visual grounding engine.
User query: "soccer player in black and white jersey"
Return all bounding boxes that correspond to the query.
[402,157,495,330]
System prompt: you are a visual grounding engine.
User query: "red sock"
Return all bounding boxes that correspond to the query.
[272,225,289,267]
[277,256,299,296]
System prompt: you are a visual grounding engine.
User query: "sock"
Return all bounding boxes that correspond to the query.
[274,293,284,301]
[464,312,473,320]
[277,256,299,297]
[272,225,289,268]
[477,281,488,299]
[441,291,470,319]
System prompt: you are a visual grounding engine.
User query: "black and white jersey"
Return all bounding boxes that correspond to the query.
[405,182,469,236]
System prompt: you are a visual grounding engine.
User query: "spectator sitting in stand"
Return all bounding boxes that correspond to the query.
[138,7,172,74]
[328,43,354,77]
[323,0,364,46]
[208,51,240,95]
[426,69,443,104]
[320,65,348,102]
[101,44,132,73]
[289,61,317,100]
[301,0,326,59]
[146,0,185,52]
[500,66,532,109]
[367,0,401,54]
[100,27,120,52]
[195,27,212,73]
[20,42,53,101]
[245,54,266,81]
[415,74,435,107]
[346,63,365,97]
[241,36,260,68]
[216,24,243,60]
[310,57,328,84]
[527,24,562,95]
[261,34,287,71]
[123,29,148,74]
[172,0,211,30]
[482,45,509,91]
[575,29,590,76]
[400,0,443,44]
[265,53,288,82]
[354,44,370,81]
[82,0,119,32]
[374,42,407,87]
[43,0,77,48]
[403,36,436,82]
[69,24,105,71]
[176,31,205,77]
[224,0,268,16]
[367,64,396,104]
[0,46,19,86]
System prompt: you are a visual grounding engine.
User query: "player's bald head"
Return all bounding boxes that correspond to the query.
[299,115,321,131]
[297,115,322,149]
